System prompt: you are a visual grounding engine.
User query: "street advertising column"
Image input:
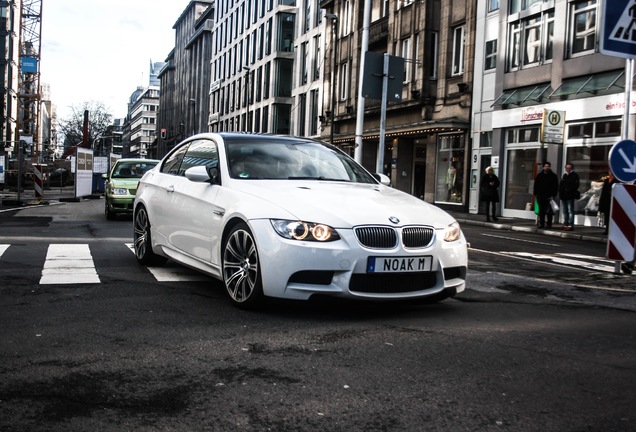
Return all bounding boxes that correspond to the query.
[75,147,93,198]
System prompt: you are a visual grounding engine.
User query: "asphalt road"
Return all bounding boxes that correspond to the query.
[0,198,634,431]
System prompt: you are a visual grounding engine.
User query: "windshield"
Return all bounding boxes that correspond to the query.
[224,137,377,184]
[112,161,158,178]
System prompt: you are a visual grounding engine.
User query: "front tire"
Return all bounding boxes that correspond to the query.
[105,198,115,220]
[133,205,166,266]
[223,223,264,309]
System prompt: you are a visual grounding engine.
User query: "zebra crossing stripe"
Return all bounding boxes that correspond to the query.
[40,244,100,285]
[124,243,210,281]
[0,244,9,258]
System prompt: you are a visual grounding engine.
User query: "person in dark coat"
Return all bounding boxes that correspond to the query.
[480,166,500,222]
[558,162,580,231]
[533,161,559,229]
[599,171,618,235]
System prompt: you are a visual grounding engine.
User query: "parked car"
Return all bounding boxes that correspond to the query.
[133,133,468,309]
[103,158,159,220]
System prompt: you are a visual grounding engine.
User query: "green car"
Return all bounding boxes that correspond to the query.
[103,158,160,220]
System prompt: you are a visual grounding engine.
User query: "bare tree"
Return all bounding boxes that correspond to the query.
[57,101,113,150]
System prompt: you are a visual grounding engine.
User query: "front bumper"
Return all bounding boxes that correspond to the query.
[250,219,468,301]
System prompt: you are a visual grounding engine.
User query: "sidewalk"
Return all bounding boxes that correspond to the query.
[446,210,609,244]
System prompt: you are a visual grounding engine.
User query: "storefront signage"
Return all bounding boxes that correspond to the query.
[520,108,543,122]
[541,109,566,144]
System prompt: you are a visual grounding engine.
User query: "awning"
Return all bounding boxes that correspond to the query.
[548,70,624,99]
[491,83,552,107]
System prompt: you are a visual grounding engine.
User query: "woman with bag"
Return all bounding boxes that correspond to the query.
[480,166,500,222]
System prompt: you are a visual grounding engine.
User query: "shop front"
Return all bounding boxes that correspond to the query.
[492,92,630,225]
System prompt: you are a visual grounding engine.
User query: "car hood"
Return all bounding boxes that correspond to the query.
[232,180,455,228]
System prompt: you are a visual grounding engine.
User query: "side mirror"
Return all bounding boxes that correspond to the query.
[372,173,391,186]
[185,165,220,185]
[101,173,108,179]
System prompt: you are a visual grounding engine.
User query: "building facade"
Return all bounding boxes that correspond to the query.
[319,0,476,209]
[122,86,160,158]
[209,0,317,137]
[470,0,628,226]
[155,0,213,158]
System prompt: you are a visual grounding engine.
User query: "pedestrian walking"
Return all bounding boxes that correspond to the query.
[533,161,559,229]
[599,171,618,235]
[480,166,500,222]
[558,162,580,231]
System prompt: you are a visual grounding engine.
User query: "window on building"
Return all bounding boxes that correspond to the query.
[485,40,497,70]
[265,18,272,55]
[341,0,351,36]
[276,58,293,97]
[264,62,271,99]
[262,105,269,133]
[278,13,295,52]
[452,25,465,76]
[339,62,348,100]
[569,1,597,57]
[428,31,438,79]
[313,34,321,81]
[508,10,554,70]
[489,0,499,11]
[509,0,545,14]
[401,38,411,83]
[274,103,291,134]
[301,42,308,85]
[310,89,319,136]
[382,0,390,17]
[298,93,307,136]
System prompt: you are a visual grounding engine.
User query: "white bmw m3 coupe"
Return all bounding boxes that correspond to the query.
[133,133,468,308]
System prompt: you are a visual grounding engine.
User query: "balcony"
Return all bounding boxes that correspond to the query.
[368,17,389,46]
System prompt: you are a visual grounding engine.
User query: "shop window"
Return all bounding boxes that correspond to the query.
[505,148,539,211]
[567,122,594,139]
[435,135,465,204]
[565,144,611,217]
[595,120,621,137]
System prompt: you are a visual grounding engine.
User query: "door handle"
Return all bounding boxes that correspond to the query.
[166,185,175,193]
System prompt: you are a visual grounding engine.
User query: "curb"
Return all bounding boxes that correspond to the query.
[454,218,607,244]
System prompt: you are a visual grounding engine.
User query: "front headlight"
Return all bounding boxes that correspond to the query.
[271,219,340,242]
[111,187,129,196]
[443,222,461,242]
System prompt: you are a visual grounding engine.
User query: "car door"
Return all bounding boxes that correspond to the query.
[164,139,223,264]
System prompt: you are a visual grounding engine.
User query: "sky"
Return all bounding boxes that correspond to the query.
[40,0,191,121]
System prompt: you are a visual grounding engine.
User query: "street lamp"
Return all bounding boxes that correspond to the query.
[325,13,338,144]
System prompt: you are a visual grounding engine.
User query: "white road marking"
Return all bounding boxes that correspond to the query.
[40,244,100,284]
[125,243,210,282]
[0,244,9,258]
[481,233,559,247]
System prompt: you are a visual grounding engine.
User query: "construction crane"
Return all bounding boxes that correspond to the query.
[17,0,42,160]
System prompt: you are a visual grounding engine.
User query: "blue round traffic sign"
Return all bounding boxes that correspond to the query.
[609,139,636,183]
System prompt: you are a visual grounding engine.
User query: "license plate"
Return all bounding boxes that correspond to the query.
[367,256,432,273]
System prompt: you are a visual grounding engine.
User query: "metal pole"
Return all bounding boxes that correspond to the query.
[376,53,389,174]
[354,0,371,163]
[330,16,338,144]
[623,59,633,140]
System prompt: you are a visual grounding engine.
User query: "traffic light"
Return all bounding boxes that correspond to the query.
[161,128,166,139]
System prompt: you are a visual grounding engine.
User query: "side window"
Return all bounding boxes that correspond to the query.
[179,139,219,176]
[161,145,189,175]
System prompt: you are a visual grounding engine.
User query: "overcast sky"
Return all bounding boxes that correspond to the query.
[40,0,191,121]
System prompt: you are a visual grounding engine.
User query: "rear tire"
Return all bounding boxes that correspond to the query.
[133,205,166,266]
[222,223,264,309]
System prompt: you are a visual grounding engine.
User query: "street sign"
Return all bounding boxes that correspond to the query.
[609,139,636,182]
[600,0,636,60]
[606,184,636,262]
[541,109,565,144]
[361,52,404,101]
